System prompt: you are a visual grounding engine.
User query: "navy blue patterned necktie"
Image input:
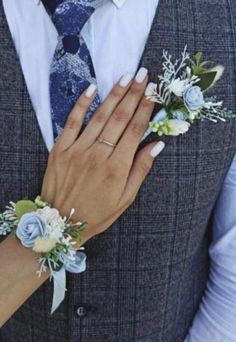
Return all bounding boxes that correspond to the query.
[42,0,102,138]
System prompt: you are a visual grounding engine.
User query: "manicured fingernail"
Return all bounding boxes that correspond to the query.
[135,67,148,83]
[119,73,133,87]
[85,84,97,97]
[150,141,165,158]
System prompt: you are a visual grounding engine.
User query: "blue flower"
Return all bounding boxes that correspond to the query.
[152,108,168,124]
[16,213,46,248]
[184,86,204,112]
[172,110,185,121]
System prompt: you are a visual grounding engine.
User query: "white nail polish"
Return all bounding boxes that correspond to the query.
[150,141,165,158]
[119,73,133,87]
[135,67,148,83]
[85,84,97,98]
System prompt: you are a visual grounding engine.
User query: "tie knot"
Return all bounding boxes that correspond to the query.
[42,0,103,36]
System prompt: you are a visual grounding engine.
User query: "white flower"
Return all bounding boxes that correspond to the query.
[45,224,64,241]
[37,207,60,224]
[168,78,189,97]
[37,207,65,241]
[33,237,57,253]
[168,119,191,136]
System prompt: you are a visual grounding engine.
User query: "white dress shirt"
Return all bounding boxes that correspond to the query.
[2,0,236,341]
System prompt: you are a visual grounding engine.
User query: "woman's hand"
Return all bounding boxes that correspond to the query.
[41,68,165,246]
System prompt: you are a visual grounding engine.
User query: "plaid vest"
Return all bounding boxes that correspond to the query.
[1,1,236,341]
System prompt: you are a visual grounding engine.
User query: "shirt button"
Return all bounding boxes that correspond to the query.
[76,306,88,318]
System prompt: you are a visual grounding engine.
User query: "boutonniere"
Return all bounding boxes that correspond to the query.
[143,46,236,139]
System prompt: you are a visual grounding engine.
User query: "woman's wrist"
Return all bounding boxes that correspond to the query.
[0,233,49,326]
[3,233,49,278]
[74,227,94,248]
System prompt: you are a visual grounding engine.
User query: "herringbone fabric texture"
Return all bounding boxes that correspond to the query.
[1,1,236,341]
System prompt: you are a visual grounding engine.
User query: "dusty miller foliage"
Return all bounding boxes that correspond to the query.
[0,202,18,235]
[202,97,236,122]
[154,46,190,105]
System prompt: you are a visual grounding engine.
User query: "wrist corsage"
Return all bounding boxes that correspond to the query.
[0,196,87,313]
[143,46,236,140]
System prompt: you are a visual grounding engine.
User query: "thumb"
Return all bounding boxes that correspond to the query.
[123,141,165,201]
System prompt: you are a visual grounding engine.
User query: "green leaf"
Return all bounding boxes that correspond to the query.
[195,51,202,64]
[192,65,207,75]
[199,61,210,67]
[77,222,87,232]
[196,71,217,91]
[15,200,37,219]
[35,195,48,208]
[189,58,195,66]
[175,106,189,115]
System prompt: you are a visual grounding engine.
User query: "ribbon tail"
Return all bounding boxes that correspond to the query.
[51,267,66,314]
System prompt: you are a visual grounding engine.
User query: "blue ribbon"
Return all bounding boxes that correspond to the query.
[51,252,87,314]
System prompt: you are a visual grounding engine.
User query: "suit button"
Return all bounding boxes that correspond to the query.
[76,306,88,318]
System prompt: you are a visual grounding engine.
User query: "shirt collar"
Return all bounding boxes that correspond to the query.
[111,0,126,8]
[34,0,126,8]
[35,0,127,8]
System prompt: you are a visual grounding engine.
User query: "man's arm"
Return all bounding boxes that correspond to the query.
[0,234,49,326]
[184,154,236,341]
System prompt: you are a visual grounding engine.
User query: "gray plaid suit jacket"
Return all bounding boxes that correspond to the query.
[1,0,236,341]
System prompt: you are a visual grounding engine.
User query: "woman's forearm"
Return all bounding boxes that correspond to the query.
[0,234,49,327]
